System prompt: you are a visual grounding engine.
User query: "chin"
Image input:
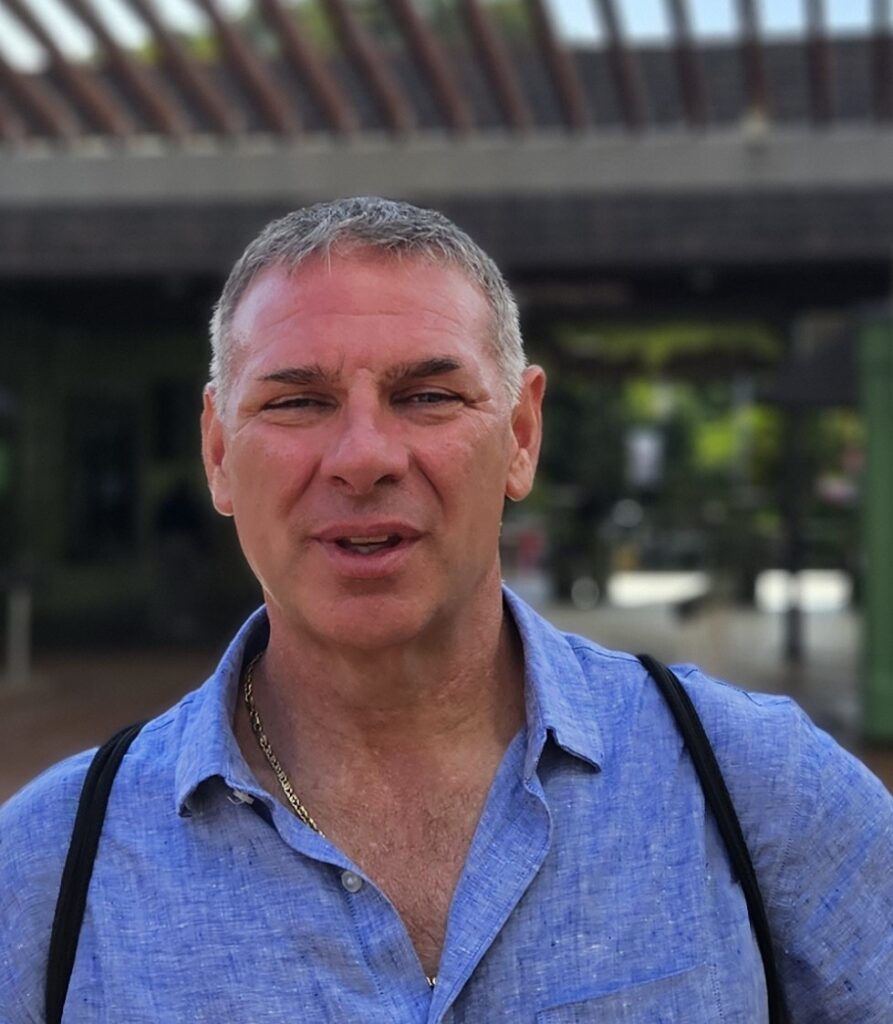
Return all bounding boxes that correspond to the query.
[294,592,440,652]
[320,615,431,653]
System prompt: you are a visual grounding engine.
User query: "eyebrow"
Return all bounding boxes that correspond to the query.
[383,357,463,384]
[259,364,333,387]
[258,357,464,388]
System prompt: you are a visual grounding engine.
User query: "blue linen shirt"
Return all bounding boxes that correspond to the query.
[2,589,892,1023]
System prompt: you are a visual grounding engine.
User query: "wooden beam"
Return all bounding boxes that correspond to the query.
[805,0,834,124]
[255,0,355,134]
[525,0,590,131]
[121,0,240,135]
[736,0,770,119]
[0,53,77,140]
[665,0,708,126]
[191,0,298,135]
[57,0,187,138]
[0,0,131,136]
[592,0,646,130]
[385,0,472,132]
[458,0,531,132]
[319,0,414,134]
[0,85,25,143]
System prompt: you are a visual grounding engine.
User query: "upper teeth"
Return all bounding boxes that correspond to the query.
[347,536,390,544]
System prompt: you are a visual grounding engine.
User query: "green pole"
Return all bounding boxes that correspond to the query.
[861,314,893,740]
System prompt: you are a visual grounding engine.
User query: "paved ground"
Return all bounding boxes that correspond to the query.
[1,601,891,803]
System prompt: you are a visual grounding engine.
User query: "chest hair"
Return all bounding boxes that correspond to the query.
[323,783,489,977]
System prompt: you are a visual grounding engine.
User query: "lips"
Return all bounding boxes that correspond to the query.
[313,522,422,574]
[335,535,402,555]
[316,522,421,544]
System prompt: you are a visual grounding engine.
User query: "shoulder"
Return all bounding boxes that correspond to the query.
[0,746,96,901]
[0,640,245,914]
[562,630,802,765]
[0,688,195,871]
[0,691,198,1017]
[562,631,893,878]
[563,632,893,1017]
[563,627,816,756]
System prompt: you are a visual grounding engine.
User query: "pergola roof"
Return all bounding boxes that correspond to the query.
[0,0,891,146]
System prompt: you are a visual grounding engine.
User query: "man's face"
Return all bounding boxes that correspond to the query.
[202,252,544,652]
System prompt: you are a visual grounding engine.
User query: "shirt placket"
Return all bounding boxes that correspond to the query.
[428,731,553,1024]
[260,796,436,1020]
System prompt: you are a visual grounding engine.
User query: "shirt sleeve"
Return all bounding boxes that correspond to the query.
[764,705,893,1022]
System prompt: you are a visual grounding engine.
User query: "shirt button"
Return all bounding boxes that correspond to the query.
[340,870,364,893]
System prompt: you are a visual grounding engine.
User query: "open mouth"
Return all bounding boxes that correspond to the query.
[334,535,403,555]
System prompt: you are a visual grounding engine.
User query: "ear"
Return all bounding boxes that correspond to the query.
[201,386,234,517]
[505,366,546,502]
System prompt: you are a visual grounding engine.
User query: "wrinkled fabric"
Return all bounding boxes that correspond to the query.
[2,589,892,1023]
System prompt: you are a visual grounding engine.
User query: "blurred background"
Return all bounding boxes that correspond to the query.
[2,0,893,797]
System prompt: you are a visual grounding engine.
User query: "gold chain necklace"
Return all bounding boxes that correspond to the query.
[242,652,437,989]
[242,652,325,837]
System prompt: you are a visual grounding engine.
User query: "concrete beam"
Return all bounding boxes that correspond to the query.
[3,127,893,206]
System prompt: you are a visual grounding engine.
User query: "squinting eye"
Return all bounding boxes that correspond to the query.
[266,397,329,409]
[403,392,459,404]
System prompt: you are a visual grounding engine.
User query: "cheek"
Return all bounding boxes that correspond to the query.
[432,433,513,513]
[227,431,316,510]
[465,422,515,479]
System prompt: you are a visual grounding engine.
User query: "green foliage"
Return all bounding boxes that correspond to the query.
[176,30,221,64]
[98,0,538,68]
[540,360,626,511]
[478,0,530,41]
[419,0,532,43]
[811,408,864,465]
[290,0,341,50]
[535,324,863,592]
[556,320,780,372]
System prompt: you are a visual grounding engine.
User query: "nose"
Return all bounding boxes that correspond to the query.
[320,402,409,495]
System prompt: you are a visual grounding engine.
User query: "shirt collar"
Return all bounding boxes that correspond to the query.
[174,587,606,813]
[503,587,605,778]
[174,606,270,816]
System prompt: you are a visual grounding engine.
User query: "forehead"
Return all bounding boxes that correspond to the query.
[230,252,494,365]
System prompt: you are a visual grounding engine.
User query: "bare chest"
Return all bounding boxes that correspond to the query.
[235,705,505,975]
[324,793,485,977]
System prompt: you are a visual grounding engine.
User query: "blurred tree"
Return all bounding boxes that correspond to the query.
[530,317,862,605]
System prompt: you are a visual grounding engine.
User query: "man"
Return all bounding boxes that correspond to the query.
[1,197,891,1022]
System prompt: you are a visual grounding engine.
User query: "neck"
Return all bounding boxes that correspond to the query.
[240,585,526,791]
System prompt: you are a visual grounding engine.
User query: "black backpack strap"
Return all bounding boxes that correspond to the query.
[636,654,788,1024]
[45,722,145,1024]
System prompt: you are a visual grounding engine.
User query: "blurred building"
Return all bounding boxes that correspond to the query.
[2,0,893,731]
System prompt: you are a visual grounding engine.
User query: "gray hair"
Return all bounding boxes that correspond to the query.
[209,197,525,407]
